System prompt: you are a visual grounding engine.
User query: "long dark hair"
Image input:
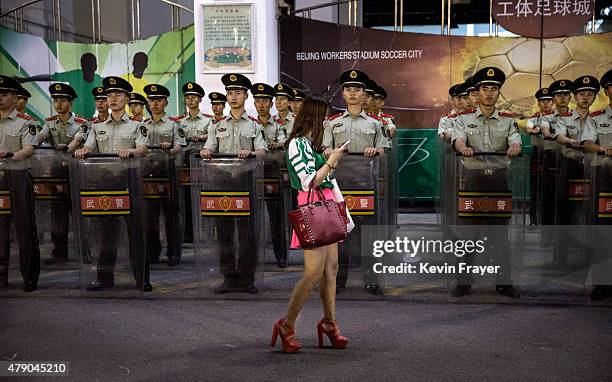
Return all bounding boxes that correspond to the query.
[284,95,329,152]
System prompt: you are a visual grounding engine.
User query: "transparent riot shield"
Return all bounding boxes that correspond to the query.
[332,153,385,294]
[180,140,205,244]
[0,156,40,292]
[142,147,182,267]
[30,147,79,287]
[450,153,527,296]
[263,149,290,268]
[386,139,399,230]
[191,154,264,296]
[584,154,612,294]
[70,154,147,296]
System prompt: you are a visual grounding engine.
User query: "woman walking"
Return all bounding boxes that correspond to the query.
[270,95,349,353]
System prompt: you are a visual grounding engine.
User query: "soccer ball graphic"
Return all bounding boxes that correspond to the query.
[462,35,612,115]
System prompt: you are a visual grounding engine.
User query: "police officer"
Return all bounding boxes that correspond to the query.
[322,69,389,291]
[581,69,612,300]
[363,79,377,114]
[437,83,462,140]
[209,92,227,122]
[74,76,151,292]
[452,66,522,298]
[322,70,389,157]
[252,82,288,268]
[555,76,599,147]
[200,73,267,294]
[142,83,185,266]
[38,83,89,264]
[15,84,41,132]
[273,83,295,137]
[525,88,555,229]
[290,88,306,117]
[370,84,397,142]
[466,77,480,109]
[39,83,89,152]
[128,92,147,121]
[0,75,40,292]
[92,86,109,122]
[178,82,212,243]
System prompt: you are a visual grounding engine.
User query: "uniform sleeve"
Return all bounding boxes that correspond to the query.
[437,116,447,135]
[507,119,522,146]
[276,122,287,144]
[203,124,219,152]
[37,121,51,143]
[21,121,38,147]
[322,119,333,148]
[451,115,467,143]
[174,122,187,146]
[135,123,149,147]
[386,118,397,132]
[555,116,567,138]
[84,126,97,149]
[581,120,597,143]
[373,120,390,148]
[74,121,90,142]
[287,138,317,191]
[253,125,268,151]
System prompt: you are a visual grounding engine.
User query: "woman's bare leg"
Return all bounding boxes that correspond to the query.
[282,247,326,330]
[319,243,339,320]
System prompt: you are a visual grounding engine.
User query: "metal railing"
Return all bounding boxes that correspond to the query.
[0,0,194,43]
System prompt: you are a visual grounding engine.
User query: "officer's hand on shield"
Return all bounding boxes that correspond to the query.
[74,148,89,159]
[567,138,580,148]
[0,150,8,158]
[117,149,132,159]
[602,147,612,157]
[460,147,474,157]
[198,134,207,142]
[507,145,521,158]
[363,147,378,157]
[56,143,68,151]
[159,142,172,150]
[200,148,213,159]
[238,149,252,159]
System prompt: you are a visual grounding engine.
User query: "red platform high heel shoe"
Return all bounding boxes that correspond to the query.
[270,319,301,353]
[317,318,348,349]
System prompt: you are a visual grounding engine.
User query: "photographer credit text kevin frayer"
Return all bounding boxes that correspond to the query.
[370,237,501,275]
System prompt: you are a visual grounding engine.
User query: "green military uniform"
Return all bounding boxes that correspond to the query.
[84,112,148,152]
[322,110,390,151]
[451,107,521,152]
[204,112,267,153]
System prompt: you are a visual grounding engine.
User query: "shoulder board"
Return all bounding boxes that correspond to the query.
[248,116,262,125]
[203,114,213,118]
[542,111,554,116]
[129,116,141,122]
[144,118,151,123]
[74,116,87,123]
[590,110,605,117]
[458,109,476,115]
[498,112,515,118]
[561,112,572,117]
[381,113,394,119]
[87,117,97,122]
[45,115,57,121]
[170,115,183,122]
[367,113,381,121]
[442,112,449,117]
[16,113,33,121]
[273,117,286,125]
[212,118,223,124]
[326,112,343,121]
[447,113,458,118]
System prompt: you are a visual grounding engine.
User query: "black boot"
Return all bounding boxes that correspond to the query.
[86,272,115,291]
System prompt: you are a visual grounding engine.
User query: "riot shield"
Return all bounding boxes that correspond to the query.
[0,156,40,291]
[263,149,290,268]
[142,147,182,267]
[180,140,205,243]
[386,139,399,230]
[70,154,147,295]
[191,154,264,296]
[450,153,527,296]
[584,154,612,293]
[333,153,385,294]
[30,147,79,288]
